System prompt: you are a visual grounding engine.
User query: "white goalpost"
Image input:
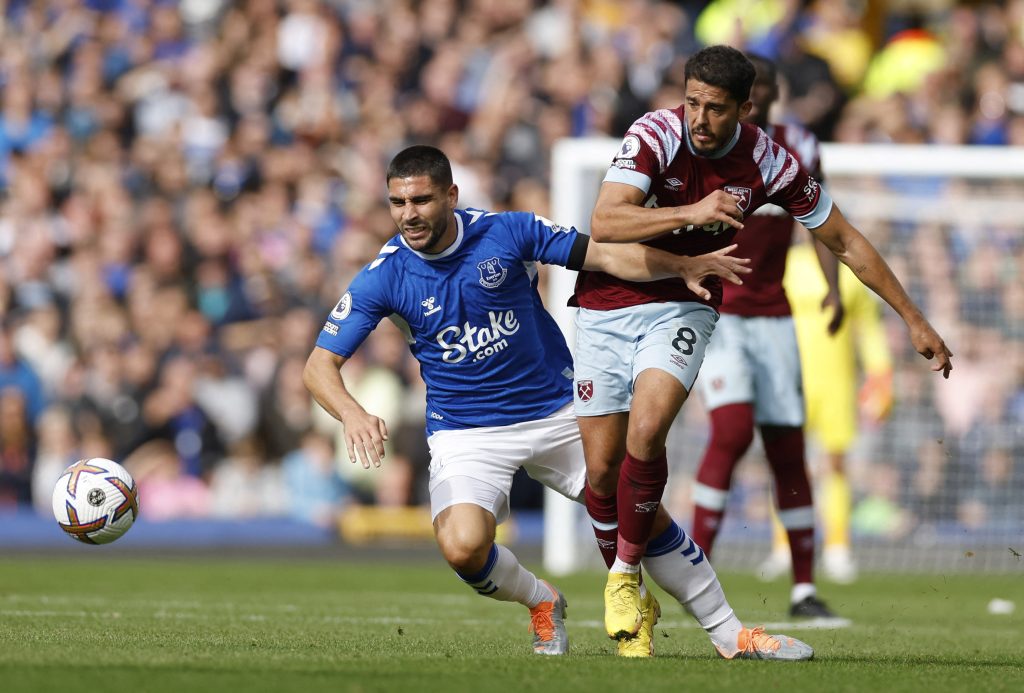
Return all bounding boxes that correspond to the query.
[542,137,1024,576]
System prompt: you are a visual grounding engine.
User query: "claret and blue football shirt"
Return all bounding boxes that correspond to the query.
[316,208,588,434]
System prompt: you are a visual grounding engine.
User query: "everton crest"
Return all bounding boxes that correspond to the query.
[477,257,507,289]
[724,185,752,213]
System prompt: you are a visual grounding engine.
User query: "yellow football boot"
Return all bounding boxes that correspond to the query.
[617,589,660,657]
[603,570,642,640]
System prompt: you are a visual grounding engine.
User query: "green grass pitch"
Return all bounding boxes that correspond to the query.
[1,555,1021,692]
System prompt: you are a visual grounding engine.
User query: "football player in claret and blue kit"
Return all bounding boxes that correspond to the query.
[572,45,952,645]
[691,53,847,621]
[305,144,812,659]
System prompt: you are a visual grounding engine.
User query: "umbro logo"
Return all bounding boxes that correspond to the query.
[596,538,616,550]
[635,501,660,513]
[664,178,683,191]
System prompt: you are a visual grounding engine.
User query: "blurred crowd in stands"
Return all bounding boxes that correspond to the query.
[0,0,1021,537]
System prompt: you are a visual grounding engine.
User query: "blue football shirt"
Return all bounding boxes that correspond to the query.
[315,208,585,434]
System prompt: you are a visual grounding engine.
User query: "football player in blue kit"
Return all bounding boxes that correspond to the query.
[304,145,811,660]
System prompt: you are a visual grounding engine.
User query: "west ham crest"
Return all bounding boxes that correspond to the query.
[724,186,752,212]
[577,379,593,402]
[477,257,508,289]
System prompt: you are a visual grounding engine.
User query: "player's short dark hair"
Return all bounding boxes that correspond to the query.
[386,145,453,187]
[684,46,756,104]
[745,52,778,88]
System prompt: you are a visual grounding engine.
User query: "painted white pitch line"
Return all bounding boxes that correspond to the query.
[0,609,493,627]
[571,619,851,630]
[1,609,117,618]
[2,595,207,608]
[0,609,846,630]
[2,594,470,611]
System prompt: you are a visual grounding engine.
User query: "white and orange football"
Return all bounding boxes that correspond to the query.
[51,458,139,545]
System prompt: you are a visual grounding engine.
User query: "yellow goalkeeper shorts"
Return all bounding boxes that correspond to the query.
[803,378,856,453]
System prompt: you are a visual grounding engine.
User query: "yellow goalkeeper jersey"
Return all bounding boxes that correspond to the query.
[783,243,893,450]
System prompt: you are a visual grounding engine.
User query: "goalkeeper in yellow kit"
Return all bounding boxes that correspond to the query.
[759,240,893,583]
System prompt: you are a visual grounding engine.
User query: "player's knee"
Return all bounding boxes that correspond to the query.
[436,526,490,574]
[625,416,670,458]
[711,423,755,457]
[709,404,755,455]
[826,452,845,474]
[586,462,620,495]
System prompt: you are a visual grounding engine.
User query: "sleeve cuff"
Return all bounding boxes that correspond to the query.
[565,234,590,271]
[793,187,834,229]
[603,167,652,195]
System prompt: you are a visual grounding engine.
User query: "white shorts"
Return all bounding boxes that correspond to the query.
[697,314,805,426]
[426,404,586,524]
[573,302,718,416]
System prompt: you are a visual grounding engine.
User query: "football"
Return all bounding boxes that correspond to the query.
[51,458,140,545]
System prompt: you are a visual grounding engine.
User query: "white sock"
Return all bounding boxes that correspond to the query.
[641,521,744,651]
[706,614,746,655]
[610,557,641,574]
[457,544,551,608]
[791,582,816,604]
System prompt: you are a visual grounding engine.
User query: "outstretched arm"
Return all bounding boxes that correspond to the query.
[590,182,745,243]
[303,347,389,468]
[812,236,844,334]
[809,205,953,378]
[581,240,752,300]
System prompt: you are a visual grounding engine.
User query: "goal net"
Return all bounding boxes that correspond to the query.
[542,137,1024,575]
